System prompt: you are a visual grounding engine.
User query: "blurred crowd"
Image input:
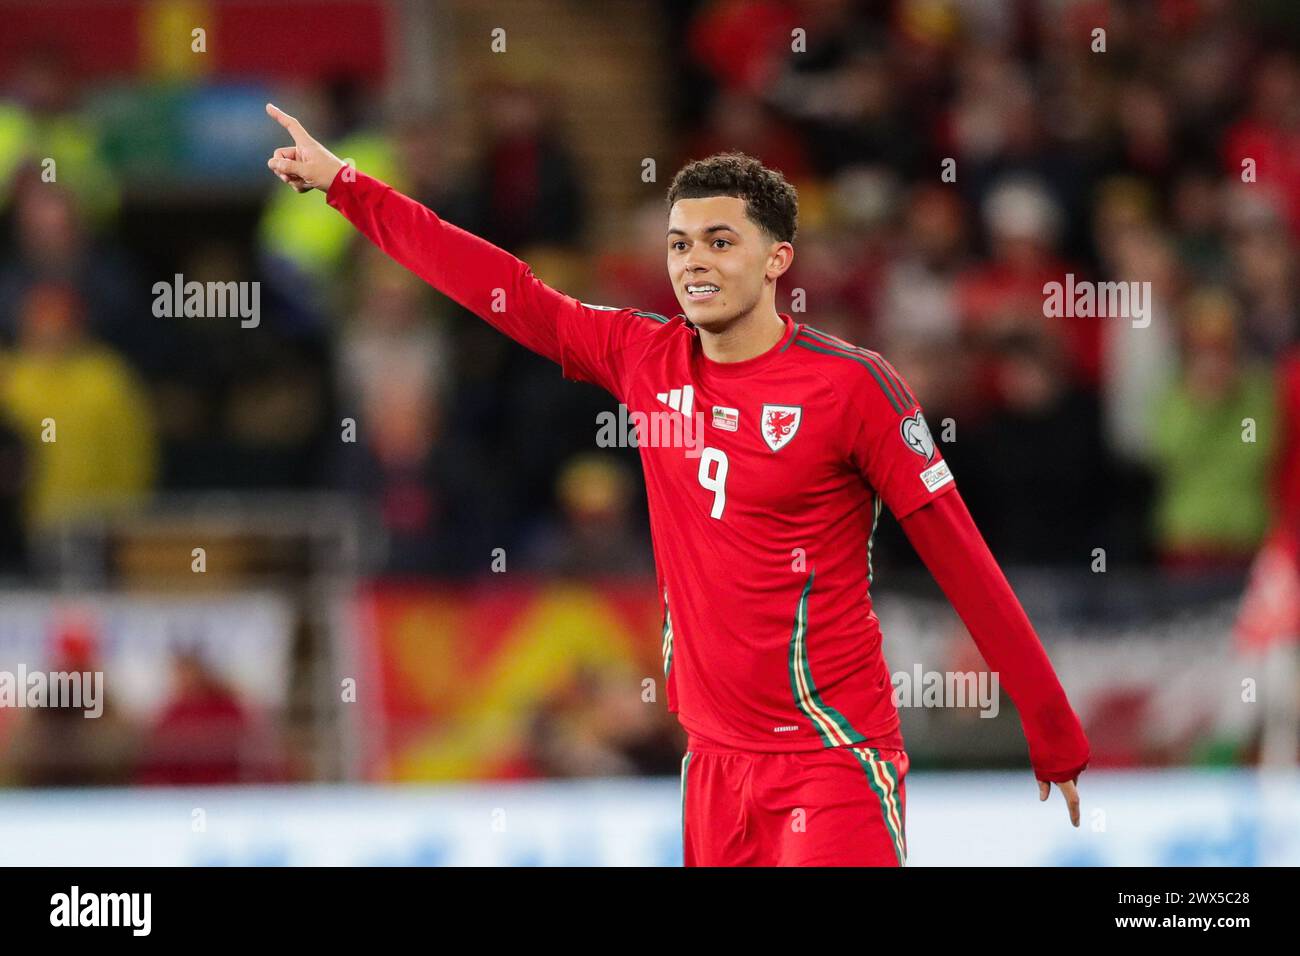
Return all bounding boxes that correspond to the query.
[0,630,288,787]
[0,0,1296,588]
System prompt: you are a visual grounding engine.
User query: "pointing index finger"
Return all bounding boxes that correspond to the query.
[1060,778,1081,827]
[266,103,305,144]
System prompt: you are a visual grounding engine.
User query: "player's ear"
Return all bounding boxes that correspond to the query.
[767,241,794,280]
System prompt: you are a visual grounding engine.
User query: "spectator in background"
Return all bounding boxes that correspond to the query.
[1221,51,1300,245]
[491,242,641,546]
[1151,289,1277,572]
[782,45,920,180]
[1223,192,1298,358]
[334,247,487,575]
[209,244,332,491]
[523,454,653,578]
[962,326,1109,566]
[1093,216,1179,562]
[1089,181,1181,465]
[763,0,902,178]
[0,282,157,532]
[3,622,135,787]
[1170,165,1230,285]
[523,663,683,777]
[1166,13,1248,163]
[778,165,895,344]
[141,238,330,491]
[878,183,970,345]
[959,176,1099,396]
[678,89,812,185]
[685,0,801,99]
[524,665,635,777]
[337,246,451,429]
[873,182,974,503]
[948,49,1086,250]
[1095,78,1183,190]
[135,648,262,786]
[0,46,120,227]
[0,172,141,367]
[393,111,477,228]
[412,77,596,543]
[453,76,585,252]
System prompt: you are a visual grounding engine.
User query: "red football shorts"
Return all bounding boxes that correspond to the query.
[680,743,909,866]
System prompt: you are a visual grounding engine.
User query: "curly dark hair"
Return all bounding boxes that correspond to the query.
[666,152,798,244]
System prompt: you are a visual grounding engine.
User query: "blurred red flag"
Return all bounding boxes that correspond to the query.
[1235,528,1300,652]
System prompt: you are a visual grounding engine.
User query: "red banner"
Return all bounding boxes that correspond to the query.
[353,579,665,781]
[0,1,387,82]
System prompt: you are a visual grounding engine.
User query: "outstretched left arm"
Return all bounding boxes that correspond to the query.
[898,488,1089,824]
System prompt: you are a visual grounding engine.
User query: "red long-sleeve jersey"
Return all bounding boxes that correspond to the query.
[327,171,1091,783]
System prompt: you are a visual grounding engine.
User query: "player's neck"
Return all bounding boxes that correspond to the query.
[697,305,785,364]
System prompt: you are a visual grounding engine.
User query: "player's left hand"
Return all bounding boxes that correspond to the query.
[1039,777,1080,827]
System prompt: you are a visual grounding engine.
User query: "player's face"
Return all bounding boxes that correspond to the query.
[667,196,776,332]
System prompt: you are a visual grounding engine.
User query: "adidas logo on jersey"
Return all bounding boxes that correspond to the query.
[656,385,695,417]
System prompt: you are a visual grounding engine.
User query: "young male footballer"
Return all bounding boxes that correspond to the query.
[267,102,1089,866]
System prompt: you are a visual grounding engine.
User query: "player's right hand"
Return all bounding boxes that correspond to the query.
[264,103,347,193]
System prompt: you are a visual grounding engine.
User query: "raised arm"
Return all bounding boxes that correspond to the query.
[264,103,663,396]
